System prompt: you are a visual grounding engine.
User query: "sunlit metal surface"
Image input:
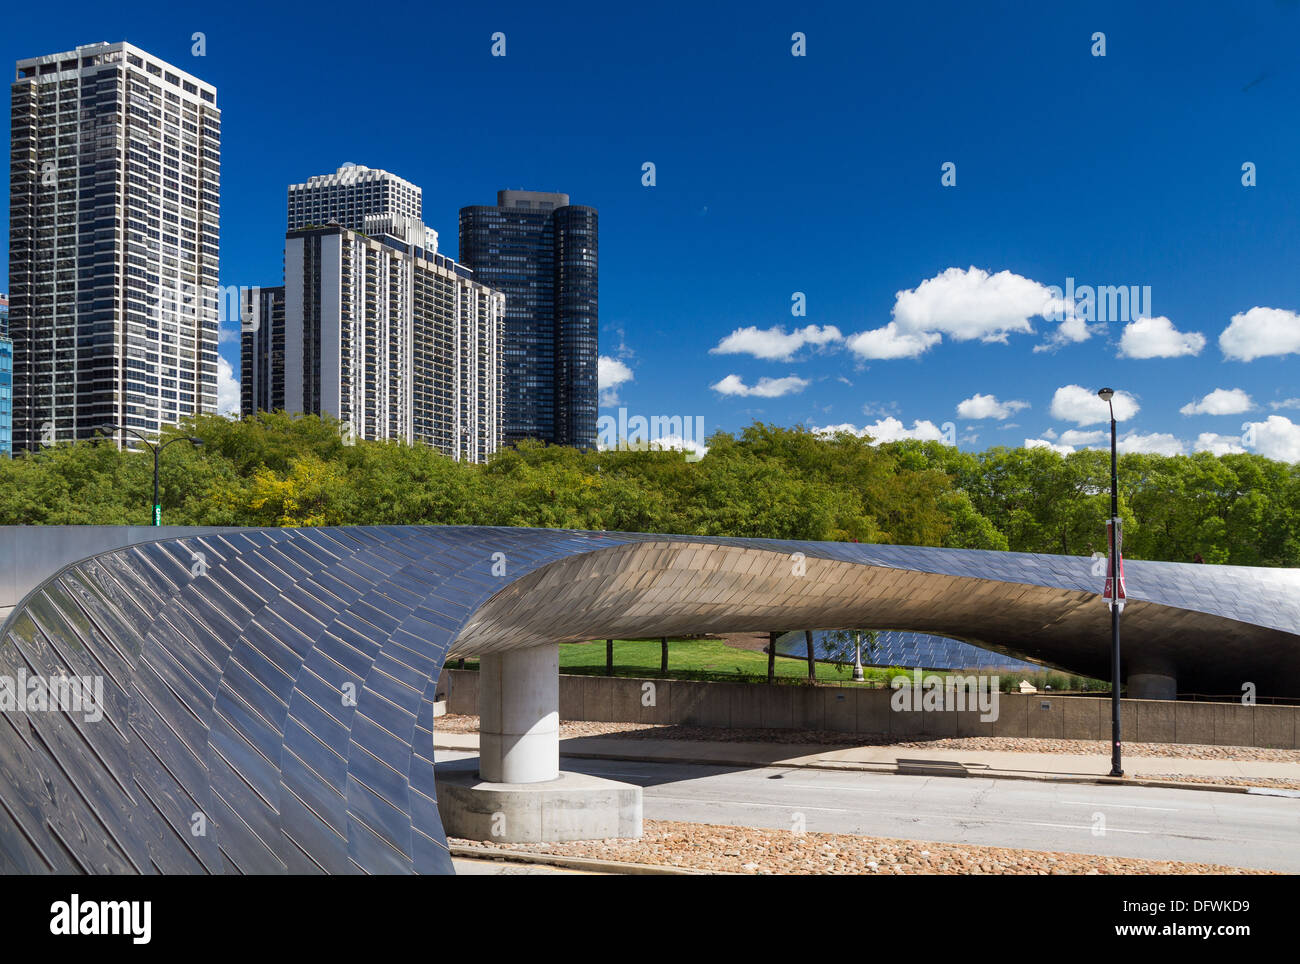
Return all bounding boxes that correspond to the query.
[2,525,1298,874]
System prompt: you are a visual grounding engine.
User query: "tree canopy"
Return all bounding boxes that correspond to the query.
[1,413,1296,567]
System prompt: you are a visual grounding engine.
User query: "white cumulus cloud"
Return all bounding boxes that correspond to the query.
[598,356,634,405]
[709,324,842,361]
[892,266,1054,342]
[650,434,709,461]
[1117,432,1186,456]
[956,393,1030,420]
[216,355,240,417]
[1220,307,1300,362]
[814,417,947,444]
[1179,388,1254,416]
[844,322,942,360]
[1244,415,1300,462]
[710,374,810,398]
[1049,384,1140,425]
[1118,315,1206,359]
[1025,438,1074,455]
[1059,429,1107,446]
[1194,433,1247,456]
[847,266,1060,360]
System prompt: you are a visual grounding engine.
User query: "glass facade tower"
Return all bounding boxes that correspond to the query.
[0,294,11,457]
[240,285,285,416]
[458,190,597,449]
[9,42,220,451]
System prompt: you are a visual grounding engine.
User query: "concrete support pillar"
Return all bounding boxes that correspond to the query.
[477,642,559,784]
[437,640,642,843]
[1128,655,1178,701]
[1128,672,1177,701]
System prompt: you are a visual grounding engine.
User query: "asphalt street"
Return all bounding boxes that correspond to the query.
[436,749,1300,872]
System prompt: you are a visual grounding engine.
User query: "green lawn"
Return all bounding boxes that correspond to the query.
[447,637,1108,692]
[456,637,894,686]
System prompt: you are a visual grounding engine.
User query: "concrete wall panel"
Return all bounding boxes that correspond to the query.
[1026,697,1065,739]
[1134,699,1176,744]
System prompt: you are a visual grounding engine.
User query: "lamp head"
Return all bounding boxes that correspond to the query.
[1097,387,1115,402]
[188,437,204,446]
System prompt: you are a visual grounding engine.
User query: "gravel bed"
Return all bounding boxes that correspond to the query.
[436,714,1300,763]
[437,714,663,739]
[1135,773,1300,791]
[451,820,1274,875]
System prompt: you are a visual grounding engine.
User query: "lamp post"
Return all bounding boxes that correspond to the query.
[103,425,203,526]
[1097,388,1123,777]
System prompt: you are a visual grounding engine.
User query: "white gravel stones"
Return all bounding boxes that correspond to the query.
[450,820,1274,875]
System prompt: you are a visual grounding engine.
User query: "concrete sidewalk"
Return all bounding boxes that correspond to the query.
[433,731,1300,793]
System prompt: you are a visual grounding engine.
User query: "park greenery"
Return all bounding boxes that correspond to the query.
[454,640,1099,693]
[1,412,1298,568]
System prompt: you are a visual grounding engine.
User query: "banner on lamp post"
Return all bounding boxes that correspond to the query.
[1103,517,1126,611]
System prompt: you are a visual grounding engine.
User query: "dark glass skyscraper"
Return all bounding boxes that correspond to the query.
[1,294,11,458]
[240,285,285,417]
[459,190,597,449]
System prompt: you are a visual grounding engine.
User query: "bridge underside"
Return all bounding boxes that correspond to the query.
[0,525,1296,873]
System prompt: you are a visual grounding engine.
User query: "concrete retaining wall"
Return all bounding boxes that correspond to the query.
[437,669,1299,750]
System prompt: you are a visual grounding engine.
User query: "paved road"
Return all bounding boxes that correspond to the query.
[436,750,1300,872]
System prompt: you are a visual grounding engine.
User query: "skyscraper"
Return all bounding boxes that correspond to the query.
[277,215,504,462]
[240,285,285,417]
[0,294,11,458]
[459,190,597,449]
[246,166,505,461]
[287,164,423,233]
[9,42,220,451]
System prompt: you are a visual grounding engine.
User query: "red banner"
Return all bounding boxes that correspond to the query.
[1103,518,1126,605]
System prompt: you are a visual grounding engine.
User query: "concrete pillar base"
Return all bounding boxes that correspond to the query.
[435,759,642,843]
[1128,672,1177,700]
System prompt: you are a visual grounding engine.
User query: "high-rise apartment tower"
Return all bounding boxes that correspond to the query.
[287,164,423,233]
[9,42,220,450]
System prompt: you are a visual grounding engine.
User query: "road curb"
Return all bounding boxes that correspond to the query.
[449,844,715,875]
[434,740,1287,796]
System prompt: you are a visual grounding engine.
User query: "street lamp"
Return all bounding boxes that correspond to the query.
[103,425,203,526]
[1097,388,1123,777]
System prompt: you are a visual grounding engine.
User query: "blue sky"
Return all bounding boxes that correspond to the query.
[4,0,1300,459]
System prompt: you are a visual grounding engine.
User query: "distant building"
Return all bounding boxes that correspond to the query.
[287,164,423,233]
[275,217,504,462]
[9,42,220,451]
[459,190,598,449]
[240,286,285,417]
[1,294,11,457]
